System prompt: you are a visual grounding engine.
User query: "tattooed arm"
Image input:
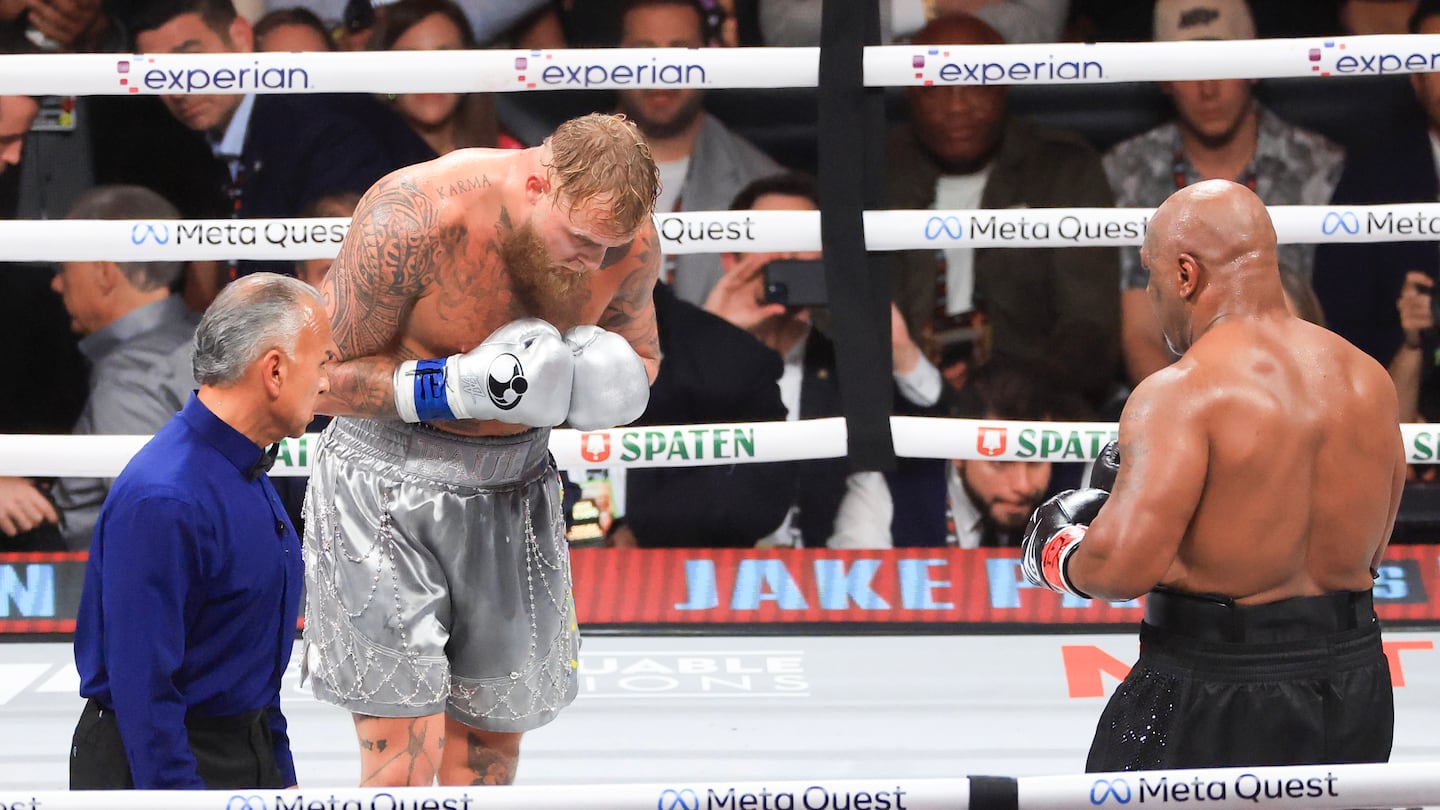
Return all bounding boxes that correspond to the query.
[597,221,663,383]
[315,174,442,417]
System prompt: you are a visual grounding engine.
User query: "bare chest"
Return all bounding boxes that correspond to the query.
[399,230,617,356]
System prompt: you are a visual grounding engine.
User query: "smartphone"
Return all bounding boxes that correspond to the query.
[763,259,827,308]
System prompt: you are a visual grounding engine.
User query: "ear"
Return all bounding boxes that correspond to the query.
[525,172,549,206]
[719,252,738,273]
[228,15,255,52]
[95,261,124,295]
[259,348,285,399]
[1176,252,1200,299]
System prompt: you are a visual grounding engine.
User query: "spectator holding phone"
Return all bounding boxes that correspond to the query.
[688,172,947,548]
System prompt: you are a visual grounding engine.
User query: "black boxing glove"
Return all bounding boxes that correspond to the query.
[1089,439,1121,492]
[1020,489,1108,597]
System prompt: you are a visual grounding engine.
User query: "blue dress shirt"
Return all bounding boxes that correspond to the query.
[74,393,302,788]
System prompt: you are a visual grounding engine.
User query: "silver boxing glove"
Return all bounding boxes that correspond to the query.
[563,325,650,431]
[393,318,574,426]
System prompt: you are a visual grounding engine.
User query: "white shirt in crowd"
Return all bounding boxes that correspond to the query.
[759,325,946,549]
[933,168,991,316]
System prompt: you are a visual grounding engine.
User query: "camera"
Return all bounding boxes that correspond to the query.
[762,259,827,308]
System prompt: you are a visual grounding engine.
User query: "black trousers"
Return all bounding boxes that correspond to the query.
[1087,588,1394,772]
[70,698,286,789]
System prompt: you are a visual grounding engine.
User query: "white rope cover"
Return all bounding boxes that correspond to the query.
[0,204,1433,262]
[1,35,1437,95]
[12,761,1440,810]
[3,418,1437,477]
[1019,761,1439,810]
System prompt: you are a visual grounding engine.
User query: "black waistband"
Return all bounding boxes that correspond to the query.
[1143,587,1377,644]
[89,698,268,732]
[185,706,268,732]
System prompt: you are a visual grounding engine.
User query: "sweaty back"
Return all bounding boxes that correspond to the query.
[1170,316,1400,601]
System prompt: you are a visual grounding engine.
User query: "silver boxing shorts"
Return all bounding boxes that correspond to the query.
[302,417,578,732]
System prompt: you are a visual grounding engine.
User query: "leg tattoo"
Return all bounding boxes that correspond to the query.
[357,717,442,786]
[464,731,517,786]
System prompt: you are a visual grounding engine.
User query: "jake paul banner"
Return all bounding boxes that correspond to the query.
[4,547,1438,635]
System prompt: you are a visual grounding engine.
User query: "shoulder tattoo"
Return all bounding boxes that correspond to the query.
[329,177,449,358]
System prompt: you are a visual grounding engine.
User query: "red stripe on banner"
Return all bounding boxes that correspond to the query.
[0,619,76,634]
[0,552,87,564]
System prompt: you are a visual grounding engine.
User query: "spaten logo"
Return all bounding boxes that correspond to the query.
[977,426,1007,457]
[580,432,611,463]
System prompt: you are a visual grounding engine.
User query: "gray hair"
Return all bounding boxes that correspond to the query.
[193,273,324,386]
[66,185,183,292]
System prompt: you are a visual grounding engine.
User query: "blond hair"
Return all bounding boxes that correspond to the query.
[544,113,659,235]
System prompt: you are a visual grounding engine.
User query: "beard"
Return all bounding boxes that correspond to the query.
[618,90,705,140]
[960,470,1039,538]
[500,220,591,330]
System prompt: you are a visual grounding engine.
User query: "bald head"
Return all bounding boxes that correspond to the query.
[910,13,1004,46]
[1142,180,1286,353]
[1146,179,1278,278]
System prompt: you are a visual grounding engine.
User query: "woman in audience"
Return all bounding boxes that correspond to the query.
[369,0,521,154]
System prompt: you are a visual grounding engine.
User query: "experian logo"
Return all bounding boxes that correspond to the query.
[514,51,708,89]
[912,46,1103,85]
[117,56,312,94]
[1308,40,1440,76]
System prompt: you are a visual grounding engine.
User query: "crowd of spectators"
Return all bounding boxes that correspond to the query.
[5,0,1440,551]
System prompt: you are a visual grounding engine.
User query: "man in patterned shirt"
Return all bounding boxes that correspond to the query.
[1103,0,1344,387]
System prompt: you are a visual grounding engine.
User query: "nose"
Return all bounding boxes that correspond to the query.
[998,463,1030,494]
[1000,462,1047,496]
[578,243,607,271]
[934,85,987,114]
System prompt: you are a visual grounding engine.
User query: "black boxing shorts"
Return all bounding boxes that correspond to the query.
[1086,587,1393,772]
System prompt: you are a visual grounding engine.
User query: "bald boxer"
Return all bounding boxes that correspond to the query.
[305,112,660,786]
[1023,179,1405,770]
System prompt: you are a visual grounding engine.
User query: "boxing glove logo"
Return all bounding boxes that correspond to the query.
[458,353,529,411]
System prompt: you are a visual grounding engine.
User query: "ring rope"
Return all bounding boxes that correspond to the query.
[4,30,1431,810]
[3,418,1437,476]
[10,761,1440,810]
[0,35,1436,96]
[0,204,1425,262]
